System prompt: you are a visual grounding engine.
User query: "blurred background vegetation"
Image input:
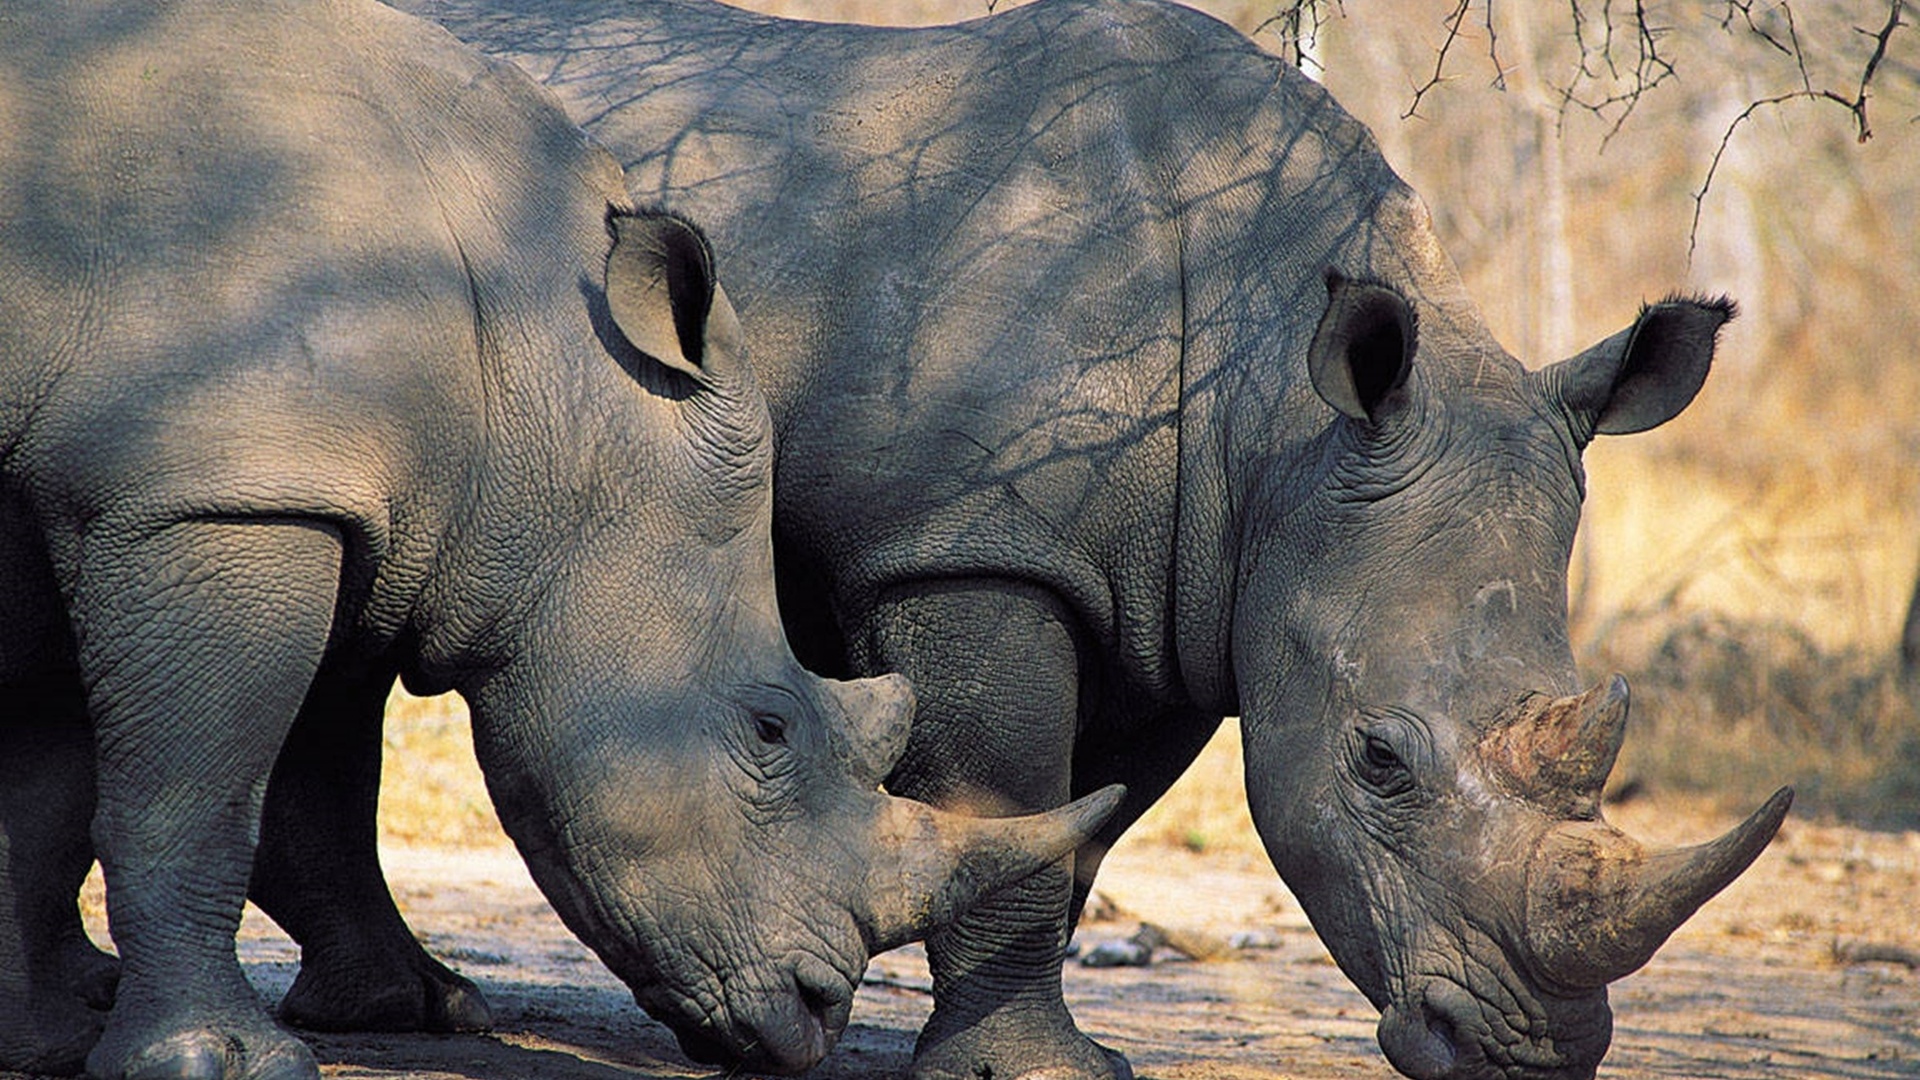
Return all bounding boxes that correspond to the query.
[380,0,1920,854]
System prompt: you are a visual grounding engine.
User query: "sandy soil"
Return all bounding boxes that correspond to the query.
[19,795,1919,1080]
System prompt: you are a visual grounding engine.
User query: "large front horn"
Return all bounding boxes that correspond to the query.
[860,785,1125,954]
[1525,786,1793,988]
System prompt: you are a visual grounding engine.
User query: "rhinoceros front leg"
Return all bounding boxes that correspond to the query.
[853,578,1129,1080]
[74,518,342,1080]
[250,673,491,1034]
[1064,708,1222,928]
[0,680,118,1074]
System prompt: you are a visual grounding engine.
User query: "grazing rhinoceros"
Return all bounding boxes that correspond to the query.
[0,2,1124,1078]
[390,1,1786,1077]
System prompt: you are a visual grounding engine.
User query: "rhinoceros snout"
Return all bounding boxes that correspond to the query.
[1378,997,1459,1079]
[651,957,851,1075]
[1379,978,1608,1080]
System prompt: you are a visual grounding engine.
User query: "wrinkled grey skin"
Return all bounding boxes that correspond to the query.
[381,2,1787,1079]
[0,3,1121,1079]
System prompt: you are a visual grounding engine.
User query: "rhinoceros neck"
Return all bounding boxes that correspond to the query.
[1162,33,1489,716]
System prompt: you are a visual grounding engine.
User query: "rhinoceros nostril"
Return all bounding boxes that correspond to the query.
[1423,1010,1461,1073]
[793,957,852,1038]
[1378,998,1460,1080]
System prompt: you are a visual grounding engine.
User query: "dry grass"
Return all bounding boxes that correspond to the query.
[1573,393,1920,828]
[378,685,508,849]
[1575,434,1920,827]
[1586,612,1919,827]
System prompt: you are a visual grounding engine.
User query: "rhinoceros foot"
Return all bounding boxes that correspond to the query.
[278,949,492,1034]
[910,1000,1132,1080]
[88,1021,316,1080]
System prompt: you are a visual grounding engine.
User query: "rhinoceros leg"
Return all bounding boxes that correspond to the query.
[854,578,1130,1080]
[250,673,492,1034]
[0,680,116,1075]
[74,519,338,1080]
[1064,709,1222,927]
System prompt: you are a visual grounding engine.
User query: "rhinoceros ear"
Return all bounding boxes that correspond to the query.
[604,209,742,385]
[1308,270,1416,423]
[1542,295,1733,439]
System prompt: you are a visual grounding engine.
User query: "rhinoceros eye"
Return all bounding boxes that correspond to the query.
[753,713,789,746]
[1362,735,1399,770]
[1355,732,1416,797]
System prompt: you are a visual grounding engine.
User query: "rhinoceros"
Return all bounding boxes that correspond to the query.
[393,1,1789,1077]
[0,2,1124,1078]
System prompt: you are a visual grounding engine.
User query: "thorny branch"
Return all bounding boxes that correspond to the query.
[1689,0,1909,259]
[1252,0,1344,74]
[1403,0,1507,119]
[1325,0,1906,142]
[1399,0,1668,126]
[1316,0,1909,261]
[1561,0,1679,141]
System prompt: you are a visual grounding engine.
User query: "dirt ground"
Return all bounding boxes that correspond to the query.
[24,794,1920,1080]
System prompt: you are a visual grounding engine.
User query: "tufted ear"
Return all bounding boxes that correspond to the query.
[604,209,743,385]
[1542,295,1733,439]
[1308,270,1417,423]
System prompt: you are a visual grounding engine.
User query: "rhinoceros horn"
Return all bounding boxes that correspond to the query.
[1511,678,1793,989]
[860,784,1126,954]
[1524,787,1792,988]
[1482,675,1631,819]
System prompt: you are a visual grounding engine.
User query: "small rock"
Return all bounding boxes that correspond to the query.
[1832,938,1920,968]
[1080,939,1153,968]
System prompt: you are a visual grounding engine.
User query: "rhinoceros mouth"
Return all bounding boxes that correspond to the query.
[665,1005,832,1076]
[1378,996,1460,1079]
[641,958,852,1076]
[1378,976,1609,1080]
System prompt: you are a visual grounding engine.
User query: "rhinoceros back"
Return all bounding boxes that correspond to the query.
[399,0,1484,708]
[0,0,627,522]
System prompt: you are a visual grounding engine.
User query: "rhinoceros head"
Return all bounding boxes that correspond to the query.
[462,210,1121,1074]
[1231,272,1789,1080]
[493,654,1120,1075]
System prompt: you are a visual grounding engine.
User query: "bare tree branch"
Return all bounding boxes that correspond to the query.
[1557,0,1678,143]
[1850,0,1910,138]
[1690,0,1909,259]
[1722,0,1798,58]
[1404,0,1476,119]
[1392,0,1680,135]
[1253,0,1344,73]
[1259,0,1912,231]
